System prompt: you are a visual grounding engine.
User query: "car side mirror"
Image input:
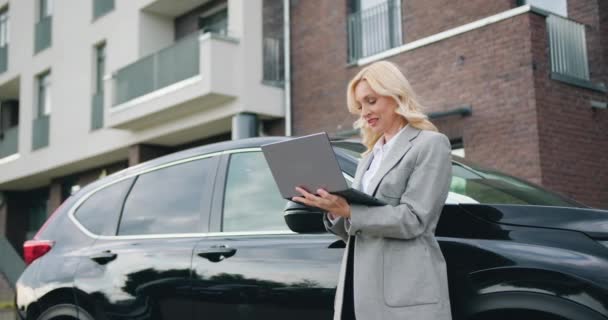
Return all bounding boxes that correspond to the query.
[283,201,326,233]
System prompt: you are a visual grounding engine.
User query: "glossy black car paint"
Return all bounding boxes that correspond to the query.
[15,137,608,320]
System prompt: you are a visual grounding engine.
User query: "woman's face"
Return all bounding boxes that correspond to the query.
[354,80,404,137]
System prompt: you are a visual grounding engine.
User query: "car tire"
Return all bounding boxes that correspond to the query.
[470,309,569,320]
[36,303,95,320]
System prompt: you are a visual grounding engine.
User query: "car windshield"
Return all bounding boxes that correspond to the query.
[331,141,584,208]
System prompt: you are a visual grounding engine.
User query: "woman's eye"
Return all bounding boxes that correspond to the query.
[368,99,376,104]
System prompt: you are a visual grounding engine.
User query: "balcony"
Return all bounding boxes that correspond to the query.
[347,0,402,62]
[35,16,52,54]
[544,14,605,92]
[141,0,208,17]
[0,126,17,158]
[106,32,241,130]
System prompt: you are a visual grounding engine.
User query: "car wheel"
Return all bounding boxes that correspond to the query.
[470,309,569,320]
[36,303,95,320]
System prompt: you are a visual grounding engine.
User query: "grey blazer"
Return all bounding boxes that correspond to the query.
[324,125,452,320]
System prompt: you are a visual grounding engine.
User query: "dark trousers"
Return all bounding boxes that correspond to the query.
[342,236,356,320]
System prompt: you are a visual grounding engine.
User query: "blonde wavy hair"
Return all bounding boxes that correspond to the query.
[347,61,437,154]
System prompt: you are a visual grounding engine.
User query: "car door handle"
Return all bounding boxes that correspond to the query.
[196,245,237,262]
[90,251,117,265]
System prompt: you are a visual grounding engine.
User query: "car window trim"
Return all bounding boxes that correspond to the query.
[68,150,223,240]
[69,147,355,240]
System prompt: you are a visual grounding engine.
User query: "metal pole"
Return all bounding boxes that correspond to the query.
[283,0,292,136]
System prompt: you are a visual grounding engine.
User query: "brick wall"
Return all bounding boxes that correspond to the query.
[401,0,515,43]
[291,1,544,183]
[530,13,608,208]
[568,0,606,85]
[290,1,608,207]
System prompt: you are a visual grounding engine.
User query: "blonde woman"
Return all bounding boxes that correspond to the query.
[293,60,452,320]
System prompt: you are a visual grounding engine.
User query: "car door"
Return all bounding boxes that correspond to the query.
[74,155,219,320]
[192,149,344,319]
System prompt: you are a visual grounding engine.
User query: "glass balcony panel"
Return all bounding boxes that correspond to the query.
[35,16,52,53]
[93,0,115,19]
[0,45,7,73]
[91,92,104,130]
[32,115,50,150]
[0,125,18,158]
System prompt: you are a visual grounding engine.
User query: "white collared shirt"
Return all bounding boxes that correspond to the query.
[361,124,409,195]
[327,124,409,223]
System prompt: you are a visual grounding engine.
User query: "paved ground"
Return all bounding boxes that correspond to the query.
[0,274,15,320]
[0,310,14,320]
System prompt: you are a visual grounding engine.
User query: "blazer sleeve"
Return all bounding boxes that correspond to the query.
[323,213,349,242]
[347,134,452,239]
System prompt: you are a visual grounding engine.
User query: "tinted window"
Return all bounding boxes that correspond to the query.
[118,158,216,236]
[223,152,288,232]
[450,164,583,207]
[74,178,133,235]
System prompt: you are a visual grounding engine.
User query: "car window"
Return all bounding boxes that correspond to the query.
[117,157,216,236]
[74,178,134,236]
[222,152,288,232]
[450,163,583,207]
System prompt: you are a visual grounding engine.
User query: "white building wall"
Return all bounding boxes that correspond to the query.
[0,0,284,190]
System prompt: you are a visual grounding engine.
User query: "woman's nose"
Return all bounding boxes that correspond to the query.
[361,105,371,117]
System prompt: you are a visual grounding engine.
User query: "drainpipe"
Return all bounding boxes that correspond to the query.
[283,0,292,136]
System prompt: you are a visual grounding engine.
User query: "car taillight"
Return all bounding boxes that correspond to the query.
[23,240,54,265]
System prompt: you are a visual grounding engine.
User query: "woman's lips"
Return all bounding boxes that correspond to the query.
[367,118,378,126]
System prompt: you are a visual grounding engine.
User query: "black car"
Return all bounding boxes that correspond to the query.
[15,137,608,320]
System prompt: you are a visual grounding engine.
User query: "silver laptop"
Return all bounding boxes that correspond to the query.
[261,132,385,206]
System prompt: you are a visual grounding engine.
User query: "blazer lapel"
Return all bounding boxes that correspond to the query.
[367,125,421,196]
[352,152,373,191]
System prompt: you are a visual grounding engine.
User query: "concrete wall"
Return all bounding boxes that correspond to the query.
[0,0,283,191]
[530,13,608,207]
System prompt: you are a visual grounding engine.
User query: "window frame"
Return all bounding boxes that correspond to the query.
[0,7,9,48]
[73,177,135,236]
[347,0,403,62]
[38,0,52,21]
[94,42,106,94]
[36,71,51,117]
[67,152,221,239]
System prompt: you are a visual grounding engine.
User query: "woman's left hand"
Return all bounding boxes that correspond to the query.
[292,187,351,218]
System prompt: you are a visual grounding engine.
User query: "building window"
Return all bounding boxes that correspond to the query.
[450,138,465,158]
[198,5,228,35]
[91,43,105,130]
[93,0,114,20]
[37,72,51,117]
[0,100,18,132]
[0,8,8,48]
[347,0,402,62]
[95,43,105,94]
[521,0,567,17]
[0,7,8,73]
[35,0,52,53]
[39,0,52,21]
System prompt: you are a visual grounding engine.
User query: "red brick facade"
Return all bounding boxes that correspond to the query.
[290,1,608,208]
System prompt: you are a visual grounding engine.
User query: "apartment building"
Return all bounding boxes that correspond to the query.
[0,0,286,262]
[289,0,608,208]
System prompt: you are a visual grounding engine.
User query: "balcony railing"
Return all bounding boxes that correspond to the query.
[114,32,200,106]
[347,0,402,62]
[0,126,18,158]
[0,45,7,74]
[35,16,52,53]
[93,0,115,19]
[32,115,49,150]
[547,15,589,81]
[263,36,284,85]
[91,92,104,130]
